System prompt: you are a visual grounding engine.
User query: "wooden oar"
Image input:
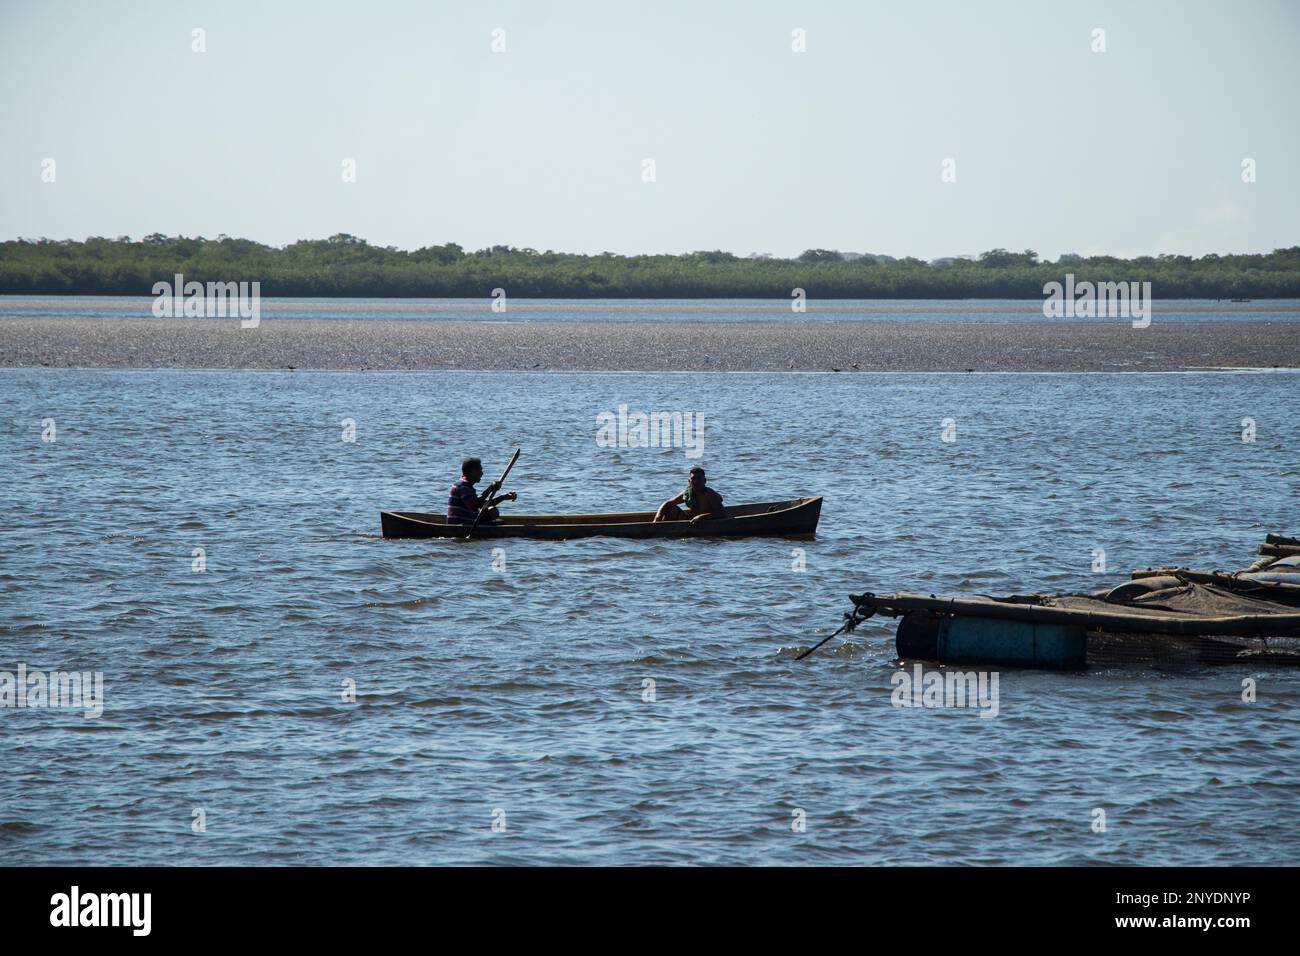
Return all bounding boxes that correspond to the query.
[464,448,520,540]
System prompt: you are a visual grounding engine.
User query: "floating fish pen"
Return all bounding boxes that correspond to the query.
[840,534,1300,670]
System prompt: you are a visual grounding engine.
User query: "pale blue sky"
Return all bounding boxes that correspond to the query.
[1,0,1296,259]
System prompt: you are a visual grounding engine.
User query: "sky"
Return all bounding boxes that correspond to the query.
[0,0,1297,260]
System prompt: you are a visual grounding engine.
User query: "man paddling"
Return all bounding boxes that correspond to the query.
[447,456,517,525]
[654,466,724,524]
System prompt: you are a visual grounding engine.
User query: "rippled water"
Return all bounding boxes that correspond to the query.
[2,367,1298,865]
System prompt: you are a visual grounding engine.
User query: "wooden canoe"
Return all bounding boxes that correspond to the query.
[380,496,822,540]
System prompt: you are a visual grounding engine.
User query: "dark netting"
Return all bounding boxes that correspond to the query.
[1066,580,1300,666]
[1084,630,1300,668]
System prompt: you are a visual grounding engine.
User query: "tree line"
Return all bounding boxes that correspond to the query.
[2,234,1298,298]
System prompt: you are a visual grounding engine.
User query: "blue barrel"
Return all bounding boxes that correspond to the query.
[935,616,1087,669]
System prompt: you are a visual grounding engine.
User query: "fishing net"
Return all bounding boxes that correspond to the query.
[1060,579,1300,666]
[1083,629,1300,667]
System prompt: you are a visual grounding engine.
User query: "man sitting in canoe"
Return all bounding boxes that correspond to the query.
[654,466,725,524]
[447,457,517,525]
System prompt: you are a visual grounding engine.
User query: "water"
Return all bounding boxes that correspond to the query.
[2,367,1298,865]
[3,294,1299,323]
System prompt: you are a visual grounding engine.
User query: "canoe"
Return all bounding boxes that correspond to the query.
[380,496,822,540]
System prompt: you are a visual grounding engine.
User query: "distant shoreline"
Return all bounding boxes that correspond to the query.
[4,237,1298,299]
[4,294,1300,310]
[3,316,1297,372]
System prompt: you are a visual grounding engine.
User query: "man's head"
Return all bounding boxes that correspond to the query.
[689,466,706,489]
[462,457,483,483]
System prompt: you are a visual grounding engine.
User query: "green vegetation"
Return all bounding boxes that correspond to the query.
[2,234,1299,298]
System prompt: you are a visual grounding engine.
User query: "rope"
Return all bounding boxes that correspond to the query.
[795,594,877,661]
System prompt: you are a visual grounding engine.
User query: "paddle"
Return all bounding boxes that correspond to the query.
[464,448,521,540]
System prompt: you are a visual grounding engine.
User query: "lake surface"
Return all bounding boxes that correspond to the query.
[2,367,1298,865]
[3,295,1299,324]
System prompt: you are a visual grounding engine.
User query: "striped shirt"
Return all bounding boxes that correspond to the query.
[447,478,480,524]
